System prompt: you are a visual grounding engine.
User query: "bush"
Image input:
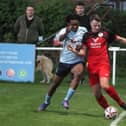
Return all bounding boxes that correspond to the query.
[36,0,74,37]
[1,0,126,42]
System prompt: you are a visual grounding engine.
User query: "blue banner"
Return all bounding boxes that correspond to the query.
[0,43,35,83]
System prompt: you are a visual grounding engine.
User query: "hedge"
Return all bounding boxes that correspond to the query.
[0,0,126,44]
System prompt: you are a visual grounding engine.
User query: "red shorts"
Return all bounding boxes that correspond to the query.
[88,63,110,86]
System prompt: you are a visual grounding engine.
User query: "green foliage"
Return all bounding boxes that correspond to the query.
[36,0,74,37]
[1,0,126,42]
[94,8,126,36]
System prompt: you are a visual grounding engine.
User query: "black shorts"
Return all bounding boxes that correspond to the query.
[56,62,84,77]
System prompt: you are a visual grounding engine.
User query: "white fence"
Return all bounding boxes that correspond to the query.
[36,47,126,86]
[108,47,126,86]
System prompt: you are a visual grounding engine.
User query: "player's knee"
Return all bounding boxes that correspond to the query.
[101,83,110,90]
[73,72,82,80]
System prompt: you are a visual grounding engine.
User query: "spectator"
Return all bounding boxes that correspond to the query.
[74,2,90,84]
[74,2,90,30]
[14,5,44,46]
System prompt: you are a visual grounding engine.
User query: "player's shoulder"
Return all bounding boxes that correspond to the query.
[82,31,94,43]
[101,28,114,34]
[59,27,66,32]
[57,27,66,35]
[100,28,116,43]
[84,31,92,37]
[78,26,88,32]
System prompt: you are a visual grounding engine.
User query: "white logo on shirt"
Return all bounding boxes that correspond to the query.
[98,32,104,37]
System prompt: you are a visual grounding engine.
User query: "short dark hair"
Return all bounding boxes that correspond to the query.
[90,14,101,22]
[65,14,80,23]
[75,1,85,7]
[25,4,35,9]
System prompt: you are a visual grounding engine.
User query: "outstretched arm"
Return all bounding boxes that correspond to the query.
[53,39,63,46]
[116,35,126,44]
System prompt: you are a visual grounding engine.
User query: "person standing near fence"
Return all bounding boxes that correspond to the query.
[14,5,44,46]
[74,2,90,30]
[80,14,126,111]
[74,2,90,84]
[38,14,87,111]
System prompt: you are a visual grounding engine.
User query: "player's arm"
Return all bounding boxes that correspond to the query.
[53,30,64,46]
[53,39,63,46]
[67,44,86,57]
[116,35,126,44]
[59,25,72,41]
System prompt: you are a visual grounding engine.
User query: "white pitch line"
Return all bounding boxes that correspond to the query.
[110,111,126,126]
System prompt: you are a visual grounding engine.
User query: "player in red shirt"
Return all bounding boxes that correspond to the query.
[82,14,126,110]
[68,14,126,111]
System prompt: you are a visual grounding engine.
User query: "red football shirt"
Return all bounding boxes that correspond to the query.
[83,29,116,65]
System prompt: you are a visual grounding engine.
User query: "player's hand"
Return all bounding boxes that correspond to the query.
[75,44,82,51]
[67,44,73,51]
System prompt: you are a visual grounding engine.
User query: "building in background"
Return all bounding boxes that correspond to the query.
[108,0,126,11]
[68,0,126,11]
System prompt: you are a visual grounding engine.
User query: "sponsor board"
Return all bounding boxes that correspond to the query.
[0,43,35,82]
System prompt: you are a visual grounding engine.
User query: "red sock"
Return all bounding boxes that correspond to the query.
[105,86,123,105]
[96,95,109,109]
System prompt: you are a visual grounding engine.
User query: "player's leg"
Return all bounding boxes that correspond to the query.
[79,62,87,85]
[99,77,126,110]
[63,63,84,109]
[79,70,85,85]
[89,73,109,109]
[38,63,69,111]
[99,64,126,110]
[38,74,64,111]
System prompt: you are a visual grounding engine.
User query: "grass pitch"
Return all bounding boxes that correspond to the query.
[0,77,126,126]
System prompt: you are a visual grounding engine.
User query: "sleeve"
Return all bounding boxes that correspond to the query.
[14,17,20,35]
[53,29,66,46]
[54,28,66,40]
[82,33,88,46]
[106,29,117,43]
[37,17,45,35]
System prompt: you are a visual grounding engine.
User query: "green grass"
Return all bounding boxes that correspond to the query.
[0,77,126,126]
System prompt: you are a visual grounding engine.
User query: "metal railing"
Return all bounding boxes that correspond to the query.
[36,46,126,86]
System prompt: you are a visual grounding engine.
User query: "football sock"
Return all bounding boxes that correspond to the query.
[120,103,126,110]
[64,88,75,101]
[105,86,123,105]
[96,95,109,109]
[44,94,51,104]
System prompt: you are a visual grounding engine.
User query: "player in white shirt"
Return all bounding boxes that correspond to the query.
[38,14,87,111]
